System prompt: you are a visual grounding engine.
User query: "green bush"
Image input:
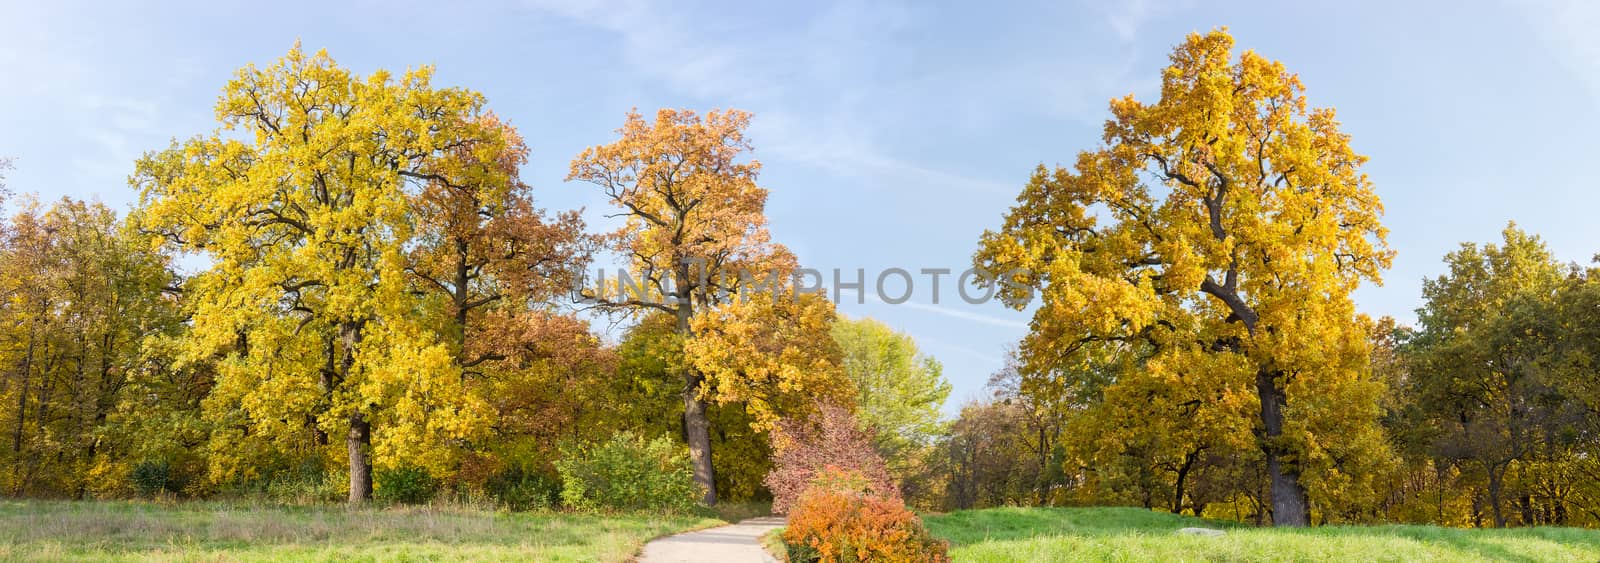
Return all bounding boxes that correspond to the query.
[486,466,561,511]
[130,460,178,497]
[252,459,345,504]
[486,467,563,511]
[375,465,440,505]
[554,432,700,513]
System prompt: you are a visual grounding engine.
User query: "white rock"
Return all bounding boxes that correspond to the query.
[1177,527,1226,537]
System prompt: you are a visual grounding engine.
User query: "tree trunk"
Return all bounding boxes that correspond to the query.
[1173,448,1198,514]
[348,411,372,503]
[682,371,717,506]
[673,293,717,506]
[1487,466,1507,528]
[12,327,36,454]
[337,320,372,503]
[1257,367,1310,527]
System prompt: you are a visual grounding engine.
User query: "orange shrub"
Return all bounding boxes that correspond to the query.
[781,468,949,563]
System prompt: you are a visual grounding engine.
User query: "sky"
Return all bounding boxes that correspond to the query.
[3,0,1599,414]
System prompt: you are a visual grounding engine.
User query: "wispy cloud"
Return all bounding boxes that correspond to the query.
[1519,0,1600,105]
[0,3,201,202]
[1079,0,1186,42]
[860,294,1029,330]
[520,0,1026,195]
[1103,0,1155,41]
[898,301,1030,330]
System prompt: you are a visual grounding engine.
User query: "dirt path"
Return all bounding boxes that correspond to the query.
[637,516,785,562]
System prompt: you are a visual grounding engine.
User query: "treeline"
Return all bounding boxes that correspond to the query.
[0,47,953,509]
[945,225,1600,528]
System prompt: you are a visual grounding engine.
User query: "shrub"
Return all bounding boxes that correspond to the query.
[264,462,346,504]
[554,432,700,513]
[485,466,561,511]
[766,403,898,514]
[375,465,440,505]
[781,467,949,563]
[130,460,178,497]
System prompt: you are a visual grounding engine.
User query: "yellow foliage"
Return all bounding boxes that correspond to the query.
[973,28,1393,524]
[134,44,515,498]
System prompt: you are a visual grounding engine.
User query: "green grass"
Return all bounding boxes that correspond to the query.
[924,506,1600,562]
[760,527,787,562]
[0,499,720,562]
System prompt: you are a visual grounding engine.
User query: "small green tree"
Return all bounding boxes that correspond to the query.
[555,433,701,513]
[831,317,950,499]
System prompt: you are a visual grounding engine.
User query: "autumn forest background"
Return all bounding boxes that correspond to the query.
[3,23,1600,560]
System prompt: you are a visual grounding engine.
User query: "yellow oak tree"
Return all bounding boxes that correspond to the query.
[685,290,849,431]
[974,29,1393,526]
[134,45,517,502]
[569,108,837,504]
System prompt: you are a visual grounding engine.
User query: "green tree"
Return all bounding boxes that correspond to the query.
[830,317,950,501]
[1408,224,1577,527]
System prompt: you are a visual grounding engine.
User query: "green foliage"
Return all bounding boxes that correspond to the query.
[484,466,560,511]
[832,317,951,446]
[1394,224,1600,527]
[212,459,346,505]
[831,317,951,508]
[613,314,779,503]
[0,197,181,498]
[375,466,441,505]
[129,460,178,497]
[555,433,701,513]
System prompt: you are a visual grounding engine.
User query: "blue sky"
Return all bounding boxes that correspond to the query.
[3,0,1598,413]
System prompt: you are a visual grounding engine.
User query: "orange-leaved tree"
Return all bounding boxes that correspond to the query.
[569,109,843,505]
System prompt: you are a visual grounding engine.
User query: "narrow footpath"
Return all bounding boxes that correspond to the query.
[637,516,785,563]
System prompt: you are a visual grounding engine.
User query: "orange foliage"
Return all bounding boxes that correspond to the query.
[781,467,949,563]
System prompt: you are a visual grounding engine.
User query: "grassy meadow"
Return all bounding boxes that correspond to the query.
[0,500,721,562]
[923,507,1600,562]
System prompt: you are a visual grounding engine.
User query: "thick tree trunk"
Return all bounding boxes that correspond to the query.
[674,299,717,506]
[682,371,717,506]
[337,321,372,503]
[1203,277,1311,526]
[1257,367,1310,527]
[347,411,372,503]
